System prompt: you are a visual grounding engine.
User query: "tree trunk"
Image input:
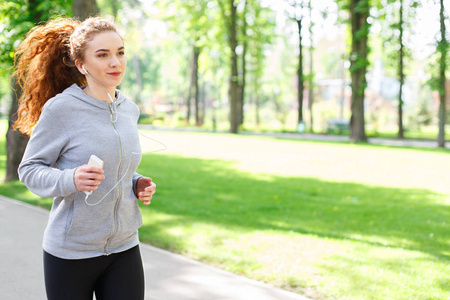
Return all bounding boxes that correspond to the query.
[28,0,43,21]
[297,18,304,124]
[187,46,200,125]
[238,1,248,126]
[437,0,446,147]
[397,0,404,139]
[349,0,368,142]
[308,0,313,132]
[308,50,313,132]
[5,80,29,181]
[186,57,192,124]
[73,0,99,20]
[192,46,200,126]
[238,37,247,127]
[229,0,239,133]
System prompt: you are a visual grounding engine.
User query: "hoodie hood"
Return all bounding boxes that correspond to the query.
[63,83,126,110]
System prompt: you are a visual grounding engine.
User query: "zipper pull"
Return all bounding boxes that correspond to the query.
[109,103,117,123]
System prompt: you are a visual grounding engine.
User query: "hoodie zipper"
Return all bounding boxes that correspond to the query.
[104,103,122,255]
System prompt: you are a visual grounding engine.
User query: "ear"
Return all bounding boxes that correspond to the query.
[75,60,85,75]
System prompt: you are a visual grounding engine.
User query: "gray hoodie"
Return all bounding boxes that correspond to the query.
[19,84,144,259]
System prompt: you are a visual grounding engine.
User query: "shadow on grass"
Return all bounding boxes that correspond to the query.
[1,151,448,279]
[137,153,449,262]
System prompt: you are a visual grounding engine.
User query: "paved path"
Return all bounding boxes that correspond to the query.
[234,131,448,149]
[0,196,310,300]
[138,125,450,149]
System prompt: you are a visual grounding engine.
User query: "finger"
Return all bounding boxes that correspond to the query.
[90,174,105,181]
[139,193,153,201]
[144,187,156,194]
[89,180,103,187]
[78,172,104,182]
[85,166,104,174]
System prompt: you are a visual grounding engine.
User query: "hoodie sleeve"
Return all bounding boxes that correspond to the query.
[18,105,78,198]
[132,172,144,198]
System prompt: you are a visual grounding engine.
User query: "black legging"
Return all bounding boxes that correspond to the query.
[43,245,144,300]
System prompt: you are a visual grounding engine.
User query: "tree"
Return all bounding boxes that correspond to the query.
[396,0,405,138]
[246,2,276,128]
[307,0,314,132]
[237,0,248,126]
[286,0,307,126]
[73,0,99,19]
[6,78,29,182]
[1,1,32,182]
[158,0,213,126]
[188,45,201,125]
[217,0,240,133]
[378,0,418,139]
[348,0,370,142]
[218,0,275,131]
[437,0,447,147]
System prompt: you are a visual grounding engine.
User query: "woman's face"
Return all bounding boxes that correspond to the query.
[80,31,127,92]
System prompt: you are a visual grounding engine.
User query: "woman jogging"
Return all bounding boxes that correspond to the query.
[14,16,155,300]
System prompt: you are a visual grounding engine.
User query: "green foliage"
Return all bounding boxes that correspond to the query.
[426,40,449,96]
[0,0,72,81]
[157,0,217,49]
[424,0,448,98]
[0,0,72,63]
[0,0,31,72]
[376,0,419,78]
[96,0,140,18]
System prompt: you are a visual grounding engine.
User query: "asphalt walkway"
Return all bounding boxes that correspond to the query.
[0,196,310,300]
[239,131,448,149]
[139,125,450,149]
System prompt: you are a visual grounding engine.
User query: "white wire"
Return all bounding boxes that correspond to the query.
[84,111,167,206]
[85,151,141,206]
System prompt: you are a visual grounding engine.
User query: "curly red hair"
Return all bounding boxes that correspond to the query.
[13,17,119,135]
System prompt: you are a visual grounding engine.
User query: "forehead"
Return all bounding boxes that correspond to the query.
[85,31,124,51]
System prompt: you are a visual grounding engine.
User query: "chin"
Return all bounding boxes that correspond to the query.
[107,79,123,88]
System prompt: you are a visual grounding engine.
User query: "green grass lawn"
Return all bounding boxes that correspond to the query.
[0,125,449,299]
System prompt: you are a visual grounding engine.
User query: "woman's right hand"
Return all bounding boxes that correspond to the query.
[74,165,105,193]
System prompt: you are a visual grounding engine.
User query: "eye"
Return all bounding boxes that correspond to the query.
[98,53,107,58]
[118,51,125,56]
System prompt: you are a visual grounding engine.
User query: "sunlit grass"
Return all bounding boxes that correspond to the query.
[0,120,449,299]
[134,152,450,299]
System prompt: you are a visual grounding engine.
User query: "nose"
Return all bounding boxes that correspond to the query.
[110,55,121,68]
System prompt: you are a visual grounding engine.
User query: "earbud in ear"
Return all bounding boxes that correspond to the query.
[82,65,88,75]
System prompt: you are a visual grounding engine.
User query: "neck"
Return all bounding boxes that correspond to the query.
[84,85,115,103]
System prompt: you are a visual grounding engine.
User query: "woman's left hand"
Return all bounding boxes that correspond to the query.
[136,177,156,205]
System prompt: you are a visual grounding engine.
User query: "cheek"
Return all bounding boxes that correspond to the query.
[121,58,127,71]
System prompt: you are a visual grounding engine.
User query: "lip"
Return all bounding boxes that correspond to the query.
[107,72,122,77]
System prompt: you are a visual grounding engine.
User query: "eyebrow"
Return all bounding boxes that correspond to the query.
[95,46,125,53]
